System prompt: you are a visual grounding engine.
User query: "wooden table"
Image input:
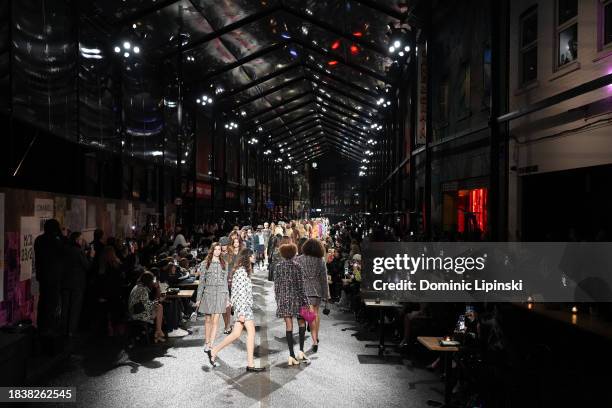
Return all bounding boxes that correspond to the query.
[363,299,404,356]
[162,289,194,299]
[176,280,199,290]
[417,336,460,407]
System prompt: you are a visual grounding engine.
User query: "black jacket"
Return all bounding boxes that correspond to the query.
[34,233,67,285]
[63,244,91,290]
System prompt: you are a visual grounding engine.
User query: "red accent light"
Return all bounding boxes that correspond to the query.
[350,44,359,55]
[328,60,338,66]
[353,31,363,37]
[457,188,487,234]
[331,40,341,50]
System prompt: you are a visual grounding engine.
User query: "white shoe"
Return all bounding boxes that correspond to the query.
[167,328,189,338]
[203,344,210,352]
[297,351,309,363]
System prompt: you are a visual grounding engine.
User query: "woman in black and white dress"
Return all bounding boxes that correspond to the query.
[196,243,228,353]
[208,248,265,372]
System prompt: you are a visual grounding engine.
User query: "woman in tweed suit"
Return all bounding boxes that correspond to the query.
[295,239,330,353]
[196,243,228,352]
[208,248,265,372]
[274,243,311,365]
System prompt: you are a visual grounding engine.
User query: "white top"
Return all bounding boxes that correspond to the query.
[173,233,189,249]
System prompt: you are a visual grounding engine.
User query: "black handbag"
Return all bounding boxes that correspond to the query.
[322,301,330,315]
[133,301,145,314]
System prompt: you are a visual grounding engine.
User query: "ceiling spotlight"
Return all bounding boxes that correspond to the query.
[359,171,366,177]
[404,45,410,52]
[389,46,395,53]
[133,46,140,54]
[114,46,120,53]
[312,162,317,168]
[393,40,400,48]
[123,52,130,58]
[292,170,298,175]
[360,166,368,170]
[264,149,272,155]
[199,95,213,106]
[398,51,404,57]
[123,42,131,50]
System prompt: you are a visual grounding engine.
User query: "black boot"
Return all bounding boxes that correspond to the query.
[286,331,298,365]
[298,326,306,352]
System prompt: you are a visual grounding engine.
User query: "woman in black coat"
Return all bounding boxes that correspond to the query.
[273,243,311,365]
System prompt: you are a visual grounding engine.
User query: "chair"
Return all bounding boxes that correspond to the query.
[126,319,154,348]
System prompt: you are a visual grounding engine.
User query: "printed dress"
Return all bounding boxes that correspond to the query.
[128,284,155,323]
[197,260,229,314]
[274,259,309,318]
[231,267,254,321]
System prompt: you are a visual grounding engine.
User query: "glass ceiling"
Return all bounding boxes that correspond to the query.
[7,0,409,164]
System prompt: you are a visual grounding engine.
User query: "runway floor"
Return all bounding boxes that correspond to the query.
[31,266,443,408]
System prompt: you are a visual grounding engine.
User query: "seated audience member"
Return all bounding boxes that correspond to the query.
[129,271,166,343]
[172,225,189,249]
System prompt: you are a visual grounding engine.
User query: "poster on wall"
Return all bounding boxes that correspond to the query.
[106,203,116,237]
[87,202,96,229]
[20,216,38,281]
[34,198,54,233]
[54,196,67,227]
[65,198,86,232]
[0,192,5,301]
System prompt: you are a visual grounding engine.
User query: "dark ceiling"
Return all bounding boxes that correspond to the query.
[4,0,415,166]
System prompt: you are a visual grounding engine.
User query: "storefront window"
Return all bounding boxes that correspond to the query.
[443,187,488,235]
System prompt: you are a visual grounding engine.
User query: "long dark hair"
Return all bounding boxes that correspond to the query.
[206,243,226,269]
[233,248,253,276]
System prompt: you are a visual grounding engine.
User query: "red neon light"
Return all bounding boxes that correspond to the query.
[457,188,487,234]
[350,44,359,55]
[327,60,338,66]
[331,40,341,50]
[353,31,363,37]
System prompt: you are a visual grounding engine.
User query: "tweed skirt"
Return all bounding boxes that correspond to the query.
[200,285,229,314]
[308,296,321,306]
